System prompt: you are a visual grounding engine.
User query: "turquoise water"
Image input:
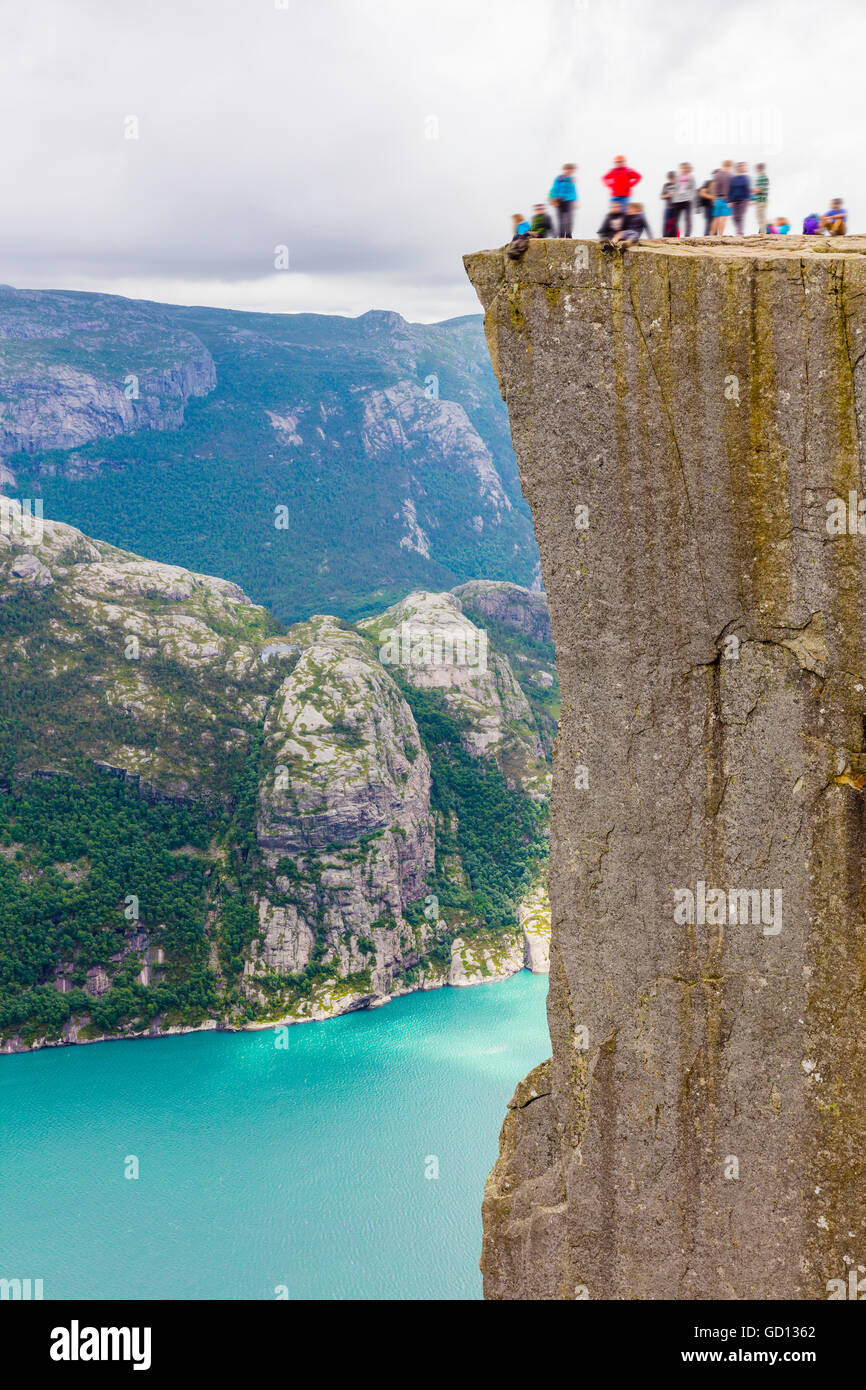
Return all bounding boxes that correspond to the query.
[0,973,548,1300]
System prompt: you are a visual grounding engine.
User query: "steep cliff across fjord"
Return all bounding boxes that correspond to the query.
[0,505,553,1050]
[465,235,866,1301]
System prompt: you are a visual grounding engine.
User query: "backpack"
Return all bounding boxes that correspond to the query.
[507,234,530,260]
[803,214,820,234]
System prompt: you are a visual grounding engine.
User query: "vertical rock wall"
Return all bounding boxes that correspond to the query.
[465,236,866,1300]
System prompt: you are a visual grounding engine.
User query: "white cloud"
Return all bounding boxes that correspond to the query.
[0,0,862,319]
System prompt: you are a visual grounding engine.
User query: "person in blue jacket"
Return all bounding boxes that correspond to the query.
[549,163,579,238]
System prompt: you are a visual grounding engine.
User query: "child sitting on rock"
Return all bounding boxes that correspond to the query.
[507,214,531,259]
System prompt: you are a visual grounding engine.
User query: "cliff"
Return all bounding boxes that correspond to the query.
[0,508,553,1050]
[465,235,866,1300]
[0,285,215,462]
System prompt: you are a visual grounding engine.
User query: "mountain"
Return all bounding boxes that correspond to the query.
[0,286,540,623]
[0,506,553,1052]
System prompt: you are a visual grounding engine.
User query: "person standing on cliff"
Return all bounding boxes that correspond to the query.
[711,162,733,235]
[671,162,696,236]
[602,155,642,210]
[660,170,677,237]
[728,162,752,235]
[696,175,715,235]
[549,164,579,238]
[753,163,769,232]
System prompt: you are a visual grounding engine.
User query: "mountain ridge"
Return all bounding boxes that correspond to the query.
[0,284,540,622]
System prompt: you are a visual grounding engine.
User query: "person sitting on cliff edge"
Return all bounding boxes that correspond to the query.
[530,203,554,238]
[507,213,531,259]
[599,200,652,247]
[820,199,847,236]
[597,199,628,244]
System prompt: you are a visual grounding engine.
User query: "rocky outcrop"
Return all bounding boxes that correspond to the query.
[247,616,436,1002]
[448,931,524,986]
[0,285,215,471]
[453,579,552,644]
[467,236,866,1301]
[519,882,551,974]
[359,589,548,793]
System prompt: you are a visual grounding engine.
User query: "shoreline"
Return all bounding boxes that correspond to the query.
[0,958,548,1058]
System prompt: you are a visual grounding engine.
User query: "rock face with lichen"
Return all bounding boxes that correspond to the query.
[465,236,866,1301]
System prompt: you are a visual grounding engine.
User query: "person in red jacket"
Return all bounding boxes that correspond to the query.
[602,155,642,210]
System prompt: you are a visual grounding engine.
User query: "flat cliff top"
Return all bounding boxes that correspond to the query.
[466,234,866,276]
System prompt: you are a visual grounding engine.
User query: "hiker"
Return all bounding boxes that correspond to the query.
[803,212,821,235]
[619,202,653,244]
[507,214,531,259]
[601,201,652,247]
[549,164,579,238]
[696,176,715,235]
[671,162,696,237]
[602,155,642,210]
[530,203,554,238]
[729,162,752,235]
[597,200,628,244]
[820,200,847,235]
[661,170,677,237]
[753,163,769,232]
[776,216,791,235]
[711,162,733,235]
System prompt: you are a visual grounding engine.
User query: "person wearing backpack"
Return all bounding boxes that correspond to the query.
[753,163,769,232]
[549,164,579,238]
[671,163,696,236]
[729,162,752,235]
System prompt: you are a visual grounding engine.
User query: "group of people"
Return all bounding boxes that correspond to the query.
[508,157,848,256]
[662,162,769,236]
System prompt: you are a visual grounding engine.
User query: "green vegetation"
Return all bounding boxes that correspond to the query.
[0,772,220,1044]
[398,682,549,935]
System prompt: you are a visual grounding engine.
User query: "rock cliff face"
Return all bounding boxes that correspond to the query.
[248,616,436,1005]
[466,236,866,1301]
[359,590,548,793]
[0,285,215,463]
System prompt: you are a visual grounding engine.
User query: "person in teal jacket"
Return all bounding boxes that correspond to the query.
[549,163,579,238]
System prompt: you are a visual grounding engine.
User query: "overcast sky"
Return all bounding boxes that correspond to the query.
[1,0,863,322]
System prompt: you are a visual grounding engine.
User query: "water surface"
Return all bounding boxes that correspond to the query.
[0,973,549,1299]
